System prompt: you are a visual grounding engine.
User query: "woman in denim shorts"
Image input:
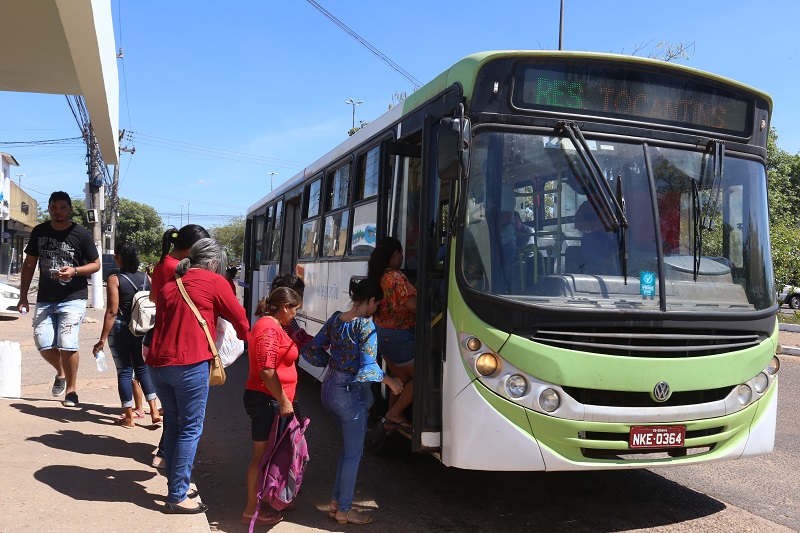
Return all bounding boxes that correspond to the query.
[367,237,417,432]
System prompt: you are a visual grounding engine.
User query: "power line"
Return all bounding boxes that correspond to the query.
[305,0,422,89]
[127,131,307,169]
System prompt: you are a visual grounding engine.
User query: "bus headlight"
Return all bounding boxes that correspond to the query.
[465,337,482,352]
[476,353,500,377]
[767,356,780,376]
[506,374,528,398]
[737,384,753,405]
[753,372,769,394]
[539,388,560,412]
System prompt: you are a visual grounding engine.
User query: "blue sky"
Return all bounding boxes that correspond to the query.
[2,0,799,229]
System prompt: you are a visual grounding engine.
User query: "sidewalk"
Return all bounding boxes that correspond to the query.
[0,303,209,533]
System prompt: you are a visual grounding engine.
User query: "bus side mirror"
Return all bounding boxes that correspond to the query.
[438,117,470,181]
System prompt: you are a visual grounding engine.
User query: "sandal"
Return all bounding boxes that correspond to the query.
[328,500,338,517]
[240,513,283,526]
[335,509,374,525]
[115,418,135,429]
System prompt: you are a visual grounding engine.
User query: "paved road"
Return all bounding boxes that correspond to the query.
[197,355,798,533]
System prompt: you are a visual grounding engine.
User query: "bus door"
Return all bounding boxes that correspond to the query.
[279,195,301,276]
[412,116,449,453]
[248,207,267,324]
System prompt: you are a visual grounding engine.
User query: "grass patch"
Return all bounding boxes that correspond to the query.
[778,311,800,324]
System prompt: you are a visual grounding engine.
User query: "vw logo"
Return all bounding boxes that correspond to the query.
[652,381,671,402]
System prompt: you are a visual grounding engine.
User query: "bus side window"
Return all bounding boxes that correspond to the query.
[351,145,380,256]
[323,163,352,258]
[299,178,322,259]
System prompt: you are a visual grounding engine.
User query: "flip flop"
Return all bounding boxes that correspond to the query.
[241,513,283,526]
[115,418,135,429]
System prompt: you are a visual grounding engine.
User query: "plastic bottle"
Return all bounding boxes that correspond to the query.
[95,350,108,372]
[20,307,27,315]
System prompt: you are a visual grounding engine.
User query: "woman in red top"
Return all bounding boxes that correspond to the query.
[242,287,302,527]
[147,224,210,470]
[147,238,249,514]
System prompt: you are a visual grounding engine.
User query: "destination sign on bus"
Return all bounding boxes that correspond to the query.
[513,63,753,135]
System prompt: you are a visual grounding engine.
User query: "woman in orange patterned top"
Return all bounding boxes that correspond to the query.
[367,236,416,432]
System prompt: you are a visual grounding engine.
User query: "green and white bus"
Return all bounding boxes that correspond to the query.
[244,51,780,470]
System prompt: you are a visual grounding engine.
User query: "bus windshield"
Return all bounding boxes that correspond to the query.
[461,130,775,312]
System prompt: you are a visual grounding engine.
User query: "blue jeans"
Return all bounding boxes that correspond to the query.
[108,320,157,408]
[149,360,209,503]
[321,370,374,513]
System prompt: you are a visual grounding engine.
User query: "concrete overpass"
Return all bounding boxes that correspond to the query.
[0,0,119,164]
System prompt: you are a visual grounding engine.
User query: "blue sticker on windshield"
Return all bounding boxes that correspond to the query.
[640,271,656,296]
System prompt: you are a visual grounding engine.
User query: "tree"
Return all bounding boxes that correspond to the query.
[766,128,800,288]
[115,198,163,262]
[210,216,245,262]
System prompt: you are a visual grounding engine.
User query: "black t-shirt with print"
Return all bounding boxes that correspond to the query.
[25,222,99,302]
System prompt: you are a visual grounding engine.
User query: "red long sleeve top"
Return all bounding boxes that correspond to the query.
[245,316,298,402]
[146,268,250,367]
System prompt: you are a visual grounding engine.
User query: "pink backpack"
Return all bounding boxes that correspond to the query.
[249,415,310,531]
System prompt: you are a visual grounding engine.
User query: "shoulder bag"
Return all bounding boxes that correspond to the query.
[176,277,226,386]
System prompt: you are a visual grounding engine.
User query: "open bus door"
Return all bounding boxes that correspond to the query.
[411,115,449,453]
[369,119,447,454]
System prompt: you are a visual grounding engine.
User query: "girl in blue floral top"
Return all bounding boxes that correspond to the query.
[301,278,402,525]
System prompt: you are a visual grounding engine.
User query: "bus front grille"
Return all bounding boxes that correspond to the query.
[528,328,763,357]
[561,385,733,408]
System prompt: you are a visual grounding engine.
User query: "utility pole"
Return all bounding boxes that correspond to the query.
[108,130,135,251]
[84,122,104,309]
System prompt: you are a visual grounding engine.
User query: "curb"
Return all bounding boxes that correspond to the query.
[781,346,800,357]
[779,323,800,333]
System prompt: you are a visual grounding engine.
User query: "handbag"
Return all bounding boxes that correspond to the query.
[176,277,226,386]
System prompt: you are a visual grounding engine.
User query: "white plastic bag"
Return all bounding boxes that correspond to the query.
[215,318,244,367]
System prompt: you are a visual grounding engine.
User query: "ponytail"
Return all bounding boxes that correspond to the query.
[159,227,178,262]
[159,224,211,263]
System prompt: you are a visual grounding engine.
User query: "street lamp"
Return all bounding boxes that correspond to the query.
[345,98,363,130]
[187,202,192,224]
[14,174,24,188]
[267,172,278,192]
[180,204,184,227]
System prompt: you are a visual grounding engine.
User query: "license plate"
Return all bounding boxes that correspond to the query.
[629,426,686,449]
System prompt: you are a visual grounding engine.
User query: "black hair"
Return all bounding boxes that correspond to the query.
[349,277,383,304]
[159,224,210,262]
[271,273,306,294]
[366,236,402,284]
[255,287,302,316]
[48,191,72,208]
[114,241,140,273]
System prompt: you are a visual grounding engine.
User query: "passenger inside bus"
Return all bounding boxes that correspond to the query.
[572,199,621,275]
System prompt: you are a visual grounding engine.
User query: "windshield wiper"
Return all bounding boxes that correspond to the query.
[617,174,628,284]
[693,140,725,281]
[691,177,702,281]
[703,140,725,231]
[559,121,629,232]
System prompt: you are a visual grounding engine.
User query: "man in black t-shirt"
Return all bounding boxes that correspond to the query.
[17,191,101,407]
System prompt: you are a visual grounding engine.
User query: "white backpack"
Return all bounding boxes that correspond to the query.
[120,274,156,337]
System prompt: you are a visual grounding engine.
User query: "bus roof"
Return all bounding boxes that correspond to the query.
[248,50,771,215]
